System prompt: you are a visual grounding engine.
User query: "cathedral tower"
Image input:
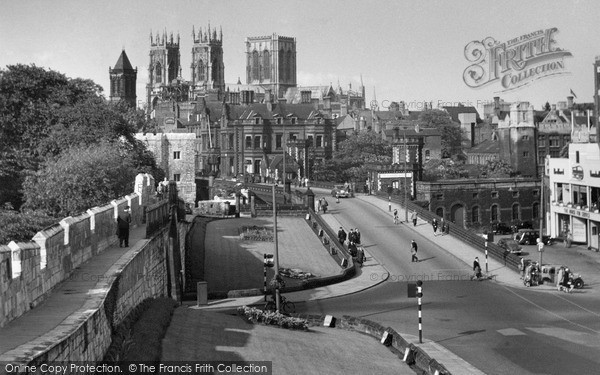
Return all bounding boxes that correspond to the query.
[109,50,137,107]
[190,25,225,99]
[147,31,181,113]
[245,34,296,98]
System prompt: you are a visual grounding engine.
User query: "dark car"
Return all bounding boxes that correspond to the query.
[490,222,512,235]
[511,221,533,233]
[497,238,523,254]
[331,185,350,198]
[513,229,553,245]
[539,264,584,289]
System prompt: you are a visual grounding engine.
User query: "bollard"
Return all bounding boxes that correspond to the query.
[197,281,208,306]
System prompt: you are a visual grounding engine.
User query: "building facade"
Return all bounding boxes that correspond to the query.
[547,143,600,250]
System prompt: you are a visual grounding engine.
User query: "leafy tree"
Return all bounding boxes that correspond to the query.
[422,158,463,181]
[476,159,516,178]
[0,204,56,245]
[418,109,463,158]
[22,142,139,218]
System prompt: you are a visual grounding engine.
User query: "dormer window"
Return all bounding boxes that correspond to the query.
[255,117,261,125]
[291,117,296,124]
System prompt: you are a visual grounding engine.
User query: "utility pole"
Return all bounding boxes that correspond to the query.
[404,127,409,223]
[539,173,544,265]
[272,185,280,312]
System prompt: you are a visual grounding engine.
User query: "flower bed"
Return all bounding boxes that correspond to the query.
[237,306,308,331]
[239,225,273,241]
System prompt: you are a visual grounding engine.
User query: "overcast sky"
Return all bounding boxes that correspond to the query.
[2,0,598,114]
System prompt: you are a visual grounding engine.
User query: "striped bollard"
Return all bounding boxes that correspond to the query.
[264,254,267,301]
[417,280,423,343]
[485,238,489,274]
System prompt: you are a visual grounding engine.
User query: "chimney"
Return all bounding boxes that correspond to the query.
[567,96,574,109]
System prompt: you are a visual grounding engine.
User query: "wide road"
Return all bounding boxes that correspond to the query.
[298,195,600,375]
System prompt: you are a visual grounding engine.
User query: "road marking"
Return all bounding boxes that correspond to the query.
[526,327,600,348]
[501,285,600,334]
[497,328,526,336]
[551,293,600,317]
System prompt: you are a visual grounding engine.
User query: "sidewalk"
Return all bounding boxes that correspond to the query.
[0,225,147,359]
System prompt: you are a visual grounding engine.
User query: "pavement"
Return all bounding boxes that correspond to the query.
[2,189,599,375]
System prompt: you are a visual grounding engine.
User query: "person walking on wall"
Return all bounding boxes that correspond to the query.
[411,211,418,227]
[117,206,132,248]
[338,227,347,246]
[410,240,418,262]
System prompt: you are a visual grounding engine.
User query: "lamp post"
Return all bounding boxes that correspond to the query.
[404,127,409,223]
[539,172,545,265]
[272,185,280,312]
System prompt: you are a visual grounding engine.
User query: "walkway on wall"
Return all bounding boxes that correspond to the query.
[0,225,147,357]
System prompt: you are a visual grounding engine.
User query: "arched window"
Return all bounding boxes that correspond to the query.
[278,49,285,81]
[491,204,499,222]
[197,60,205,81]
[435,207,444,218]
[532,202,540,219]
[512,203,520,221]
[263,50,270,80]
[252,51,259,81]
[472,206,480,224]
[155,63,162,83]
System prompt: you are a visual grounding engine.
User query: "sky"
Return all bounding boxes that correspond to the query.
[1,0,599,115]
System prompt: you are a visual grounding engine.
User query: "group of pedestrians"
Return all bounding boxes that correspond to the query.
[338,226,365,266]
[431,218,449,236]
[317,197,329,213]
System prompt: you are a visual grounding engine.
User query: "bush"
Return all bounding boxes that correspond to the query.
[0,206,56,245]
[237,306,308,331]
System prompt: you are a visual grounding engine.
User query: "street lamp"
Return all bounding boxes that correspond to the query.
[539,170,545,265]
[404,127,409,223]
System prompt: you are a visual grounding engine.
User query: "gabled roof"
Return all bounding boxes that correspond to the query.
[441,105,483,124]
[112,50,135,72]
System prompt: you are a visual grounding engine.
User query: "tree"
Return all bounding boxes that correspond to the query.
[0,204,56,245]
[22,142,139,218]
[544,102,551,111]
[418,109,463,158]
[476,159,516,178]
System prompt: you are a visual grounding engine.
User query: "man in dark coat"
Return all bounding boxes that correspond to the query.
[338,227,347,245]
[117,206,132,247]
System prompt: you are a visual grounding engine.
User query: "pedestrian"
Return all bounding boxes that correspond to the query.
[348,229,356,244]
[393,209,399,224]
[317,198,322,212]
[348,241,358,257]
[410,240,418,262]
[356,246,365,267]
[117,206,132,248]
[473,257,482,279]
[411,211,418,226]
[338,227,347,245]
[566,231,572,248]
[556,266,565,291]
[432,218,438,234]
[519,257,525,279]
[355,228,361,244]
[321,198,329,213]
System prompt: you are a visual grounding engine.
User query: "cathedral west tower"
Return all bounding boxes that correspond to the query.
[190,25,225,100]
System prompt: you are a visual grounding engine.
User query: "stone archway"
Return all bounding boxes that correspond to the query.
[451,203,465,228]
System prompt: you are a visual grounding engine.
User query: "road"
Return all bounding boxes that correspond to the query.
[298,195,600,375]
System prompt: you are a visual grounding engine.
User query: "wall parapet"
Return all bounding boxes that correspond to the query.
[0,173,156,328]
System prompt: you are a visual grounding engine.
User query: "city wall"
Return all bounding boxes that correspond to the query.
[0,173,156,328]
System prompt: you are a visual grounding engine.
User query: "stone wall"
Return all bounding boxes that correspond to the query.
[0,174,156,328]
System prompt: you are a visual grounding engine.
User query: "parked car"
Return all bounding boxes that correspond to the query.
[513,229,553,246]
[539,264,584,289]
[511,220,533,233]
[497,238,523,254]
[331,185,350,198]
[489,222,512,235]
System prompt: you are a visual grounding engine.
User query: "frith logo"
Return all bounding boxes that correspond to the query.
[463,28,572,92]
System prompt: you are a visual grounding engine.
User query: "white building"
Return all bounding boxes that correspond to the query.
[547,143,600,250]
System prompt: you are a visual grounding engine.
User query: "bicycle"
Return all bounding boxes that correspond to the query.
[264,295,296,313]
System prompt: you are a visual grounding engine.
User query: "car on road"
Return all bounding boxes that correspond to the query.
[513,229,553,245]
[539,264,585,289]
[489,222,512,235]
[511,220,533,233]
[497,238,523,254]
[331,185,350,198]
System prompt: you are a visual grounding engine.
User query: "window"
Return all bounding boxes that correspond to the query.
[262,50,270,80]
[245,136,252,148]
[523,151,529,157]
[229,134,234,149]
[197,60,205,81]
[174,174,181,182]
[254,135,262,149]
[492,191,499,199]
[532,202,540,219]
[252,50,259,81]
[276,134,282,148]
[316,135,323,148]
[549,135,560,147]
[512,204,520,221]
[512,191,519,198]
[473,192,479,199]
[491,205,499,222]
[307,135,314,147]
[471,206,480,224]
[522,135,529,141]
[254,159,261,174]
[173,151,181,160]
[436,193,444,200]
[576,151,580,163]
[291,117,296,124]
[425,150,430,161]
[533,189,539,197]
